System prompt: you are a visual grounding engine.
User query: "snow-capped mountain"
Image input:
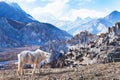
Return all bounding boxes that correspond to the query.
[68,18,112,35]
[38,14,93,32]
[68,10,120,35]
[0,1,72,48]
[0,1,34,23]
[58,17,93,32]
[104,11,120,23]
[38,10,120,35]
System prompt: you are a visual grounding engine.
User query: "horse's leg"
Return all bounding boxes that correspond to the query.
[39,68,41,73]
[18,62,24,75]
[36,63,40,74]
[18,62,21,75]
[32,63,37,75]
[39,65,41,76]
[20,63,24,75]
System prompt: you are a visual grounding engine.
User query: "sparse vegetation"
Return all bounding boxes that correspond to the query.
[1,62,120,80]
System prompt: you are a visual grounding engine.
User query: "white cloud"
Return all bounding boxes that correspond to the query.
[0,0,35,3]
[86,0,92,2]
[26,0,36,3]
[0,0,108,21]
[28,0,107,21]
[70,9,107,19]
[29,0,70,20]
[0,0,17,2]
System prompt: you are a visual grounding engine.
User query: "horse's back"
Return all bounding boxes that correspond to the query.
[18,51,33,63]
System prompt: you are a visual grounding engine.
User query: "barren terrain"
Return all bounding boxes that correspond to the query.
[0,62,120,80]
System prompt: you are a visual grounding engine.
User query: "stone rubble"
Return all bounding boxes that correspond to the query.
[65,22,120,67]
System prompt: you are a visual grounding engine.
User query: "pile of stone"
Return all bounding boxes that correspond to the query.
[65,22,120,67]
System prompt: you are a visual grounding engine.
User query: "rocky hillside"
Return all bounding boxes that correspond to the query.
[66,22,120,66]
[67,30,98,45]
[0,1,72,48]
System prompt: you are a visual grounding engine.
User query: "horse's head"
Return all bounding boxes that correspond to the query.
[43,52,50,58]
[36,49,51,59]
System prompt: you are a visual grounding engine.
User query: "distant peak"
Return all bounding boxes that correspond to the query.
[9,2,21,10]
[84,17,92,20]
[0,1,8,5]
[112,10,120,13]
[109,10,120,15]
[105,10,120,19]
[0,1,6,3]
[0,1,21,10]
[75,17,82,21]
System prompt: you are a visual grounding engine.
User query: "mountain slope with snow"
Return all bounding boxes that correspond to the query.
[38,11,120,35]
[38,14,93,32]
[0,1,72,48]
[0,1,34,23]
[68,11,120,35]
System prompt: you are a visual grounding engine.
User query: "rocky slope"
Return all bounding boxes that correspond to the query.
[66,22,120,66]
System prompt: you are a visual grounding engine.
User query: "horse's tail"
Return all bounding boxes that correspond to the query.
[18,53,21,63]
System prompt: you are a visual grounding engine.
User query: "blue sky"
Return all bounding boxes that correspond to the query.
[1,0,120,21]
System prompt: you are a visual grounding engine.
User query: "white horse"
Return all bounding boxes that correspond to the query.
[17,49,50,76]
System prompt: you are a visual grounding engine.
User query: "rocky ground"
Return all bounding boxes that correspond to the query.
[0,62,120,80]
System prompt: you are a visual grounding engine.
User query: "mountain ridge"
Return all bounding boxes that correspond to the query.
[68,10,120,35]
[0,1,72,48]
[37,10,120,35]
